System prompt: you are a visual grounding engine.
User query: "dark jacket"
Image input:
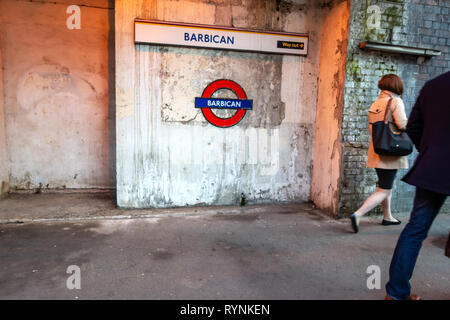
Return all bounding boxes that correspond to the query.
[402,71,450,195]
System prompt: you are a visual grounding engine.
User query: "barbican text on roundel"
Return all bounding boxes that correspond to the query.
[184,32,235,45]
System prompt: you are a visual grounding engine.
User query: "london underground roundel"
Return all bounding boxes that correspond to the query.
[195,79,253,128]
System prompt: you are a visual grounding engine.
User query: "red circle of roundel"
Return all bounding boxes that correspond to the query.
[200,79,248,128]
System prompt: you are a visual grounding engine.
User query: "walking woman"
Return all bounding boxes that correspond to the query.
[350,74,409,233]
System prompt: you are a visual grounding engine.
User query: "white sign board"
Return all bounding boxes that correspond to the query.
[135,19,308,56]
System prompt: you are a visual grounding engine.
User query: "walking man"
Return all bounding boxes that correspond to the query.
[385,71,450,300]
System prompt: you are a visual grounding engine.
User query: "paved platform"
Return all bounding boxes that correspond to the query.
[0,193,448,299]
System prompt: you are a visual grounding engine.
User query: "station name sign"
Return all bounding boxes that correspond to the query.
[134,19,308,56]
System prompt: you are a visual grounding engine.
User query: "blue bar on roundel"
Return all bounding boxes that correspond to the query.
[195,98,253,110]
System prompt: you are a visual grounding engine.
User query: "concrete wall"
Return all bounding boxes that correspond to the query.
[0,0,114,191]
[339,0,450,216]
[0,32,9,198]
[116,0,324,208]
[311,0,349,217]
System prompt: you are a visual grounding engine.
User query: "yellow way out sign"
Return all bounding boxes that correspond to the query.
[135,19,308,56]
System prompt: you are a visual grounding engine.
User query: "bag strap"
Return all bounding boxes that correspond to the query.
[383,98,393,124]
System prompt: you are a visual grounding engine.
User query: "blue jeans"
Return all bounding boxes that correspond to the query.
[385,187,447,300]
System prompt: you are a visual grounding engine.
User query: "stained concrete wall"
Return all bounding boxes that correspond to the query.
[0,32,9,198]
[0,0,114,191]
[311,0,349,217]
[116,0,324,208]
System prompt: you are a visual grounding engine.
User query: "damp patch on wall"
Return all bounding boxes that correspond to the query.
[156,46,286,128]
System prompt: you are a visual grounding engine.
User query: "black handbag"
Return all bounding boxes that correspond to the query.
[371,98,413,156]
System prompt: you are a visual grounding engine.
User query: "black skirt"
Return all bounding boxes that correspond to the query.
[375,168,397,190]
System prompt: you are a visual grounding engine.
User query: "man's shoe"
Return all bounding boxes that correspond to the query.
[350,213,359,233]
[384,294,421,300]
[382,219,401,225]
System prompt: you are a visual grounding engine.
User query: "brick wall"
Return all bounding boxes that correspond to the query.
[339,0,450,217]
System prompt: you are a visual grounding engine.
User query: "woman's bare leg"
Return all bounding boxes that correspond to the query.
[382,190,400,222]
[354,188,390,217]
[353,188,391,225]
